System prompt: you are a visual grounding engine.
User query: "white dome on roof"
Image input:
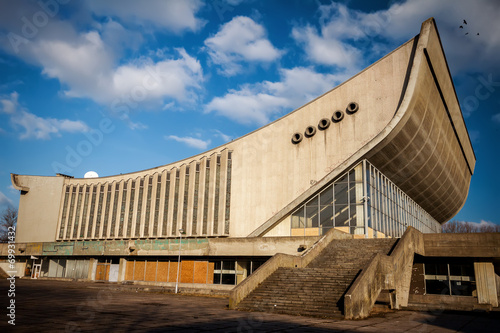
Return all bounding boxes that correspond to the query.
[84,171,99,178]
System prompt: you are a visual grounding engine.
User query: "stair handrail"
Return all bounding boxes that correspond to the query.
[343,227,425,319]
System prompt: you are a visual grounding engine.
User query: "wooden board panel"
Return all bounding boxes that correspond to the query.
[125,261,134,281]
[145,261,157,282]
[193,261,208,284]
[156,261,169,282]
[134,261,145,281]
[181,261,194,283]
[96,264,107,281]
[168,261,179,283]
[207,262,215,284]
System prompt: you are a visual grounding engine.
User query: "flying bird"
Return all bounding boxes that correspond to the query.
[465,32,469,35]
[463,19,467,24]
[459,25,463,29]
[477,33,480,36]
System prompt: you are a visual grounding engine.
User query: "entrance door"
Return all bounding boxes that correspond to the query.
[32,264,41,279]
[96,263,110,281]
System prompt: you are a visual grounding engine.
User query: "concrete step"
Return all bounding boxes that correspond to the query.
[236,238,398,318]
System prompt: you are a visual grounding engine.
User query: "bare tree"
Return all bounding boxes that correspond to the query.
[442,220,500,233]
[0,206,17,242]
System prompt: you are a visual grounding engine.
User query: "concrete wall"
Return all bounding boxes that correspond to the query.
[0,236,320,258]
[423,233,500,257]
[11,174,64,243]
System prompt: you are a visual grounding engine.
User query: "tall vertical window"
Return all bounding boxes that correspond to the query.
[73,187,83,239]
[59,186,70,239]
[65,187,77,239]
[110,183,119,238]
[224,152,232,235]
[162,173,170,236]
[171,170,180,234]
[87,186,97,238]
[213,156,221,234]
[94,185,104,238]
[182,167,190,232]
[144,177,153,237]
[153,175,161,237]
[127,181,136,237]
[118,182,127,237]
[192,164,200,235]
[202,159,210,235]
[135,179,144,237]
[80,186,89,238]
[102,184,112,238]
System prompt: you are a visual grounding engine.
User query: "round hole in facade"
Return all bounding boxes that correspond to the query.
[304,126,316,138]
[291,132,303,144]
[332,110,344,122]
[346,102,359,114]
[318,118,331,130]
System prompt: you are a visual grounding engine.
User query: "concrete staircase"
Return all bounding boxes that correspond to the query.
[236,238,397,318]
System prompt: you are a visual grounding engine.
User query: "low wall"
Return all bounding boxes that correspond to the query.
[423,233,500,257]
[344,227,424,319]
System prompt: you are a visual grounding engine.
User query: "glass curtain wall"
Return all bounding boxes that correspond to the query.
[291,160,441,238]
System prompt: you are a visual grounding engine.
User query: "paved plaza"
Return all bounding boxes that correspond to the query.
[1,279,499,332]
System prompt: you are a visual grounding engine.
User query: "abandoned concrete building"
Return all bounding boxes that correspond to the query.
[2,18,499,318]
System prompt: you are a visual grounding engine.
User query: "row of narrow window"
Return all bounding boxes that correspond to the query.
[57,152,232,240]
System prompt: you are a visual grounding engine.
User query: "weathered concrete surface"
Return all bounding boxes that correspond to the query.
[424,233,500,257]
[1,279,499,332]
[0,235,320,257]
[344,227,424,319]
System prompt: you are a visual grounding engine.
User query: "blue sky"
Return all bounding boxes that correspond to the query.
[0,0,499,227]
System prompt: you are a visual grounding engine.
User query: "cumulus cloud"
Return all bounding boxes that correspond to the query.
[292,0,500,75]
[205,16,282,76]
[165,135,211,150]
[205,67,346,125]
[87,0,205,32]
[0,8,204,117]
[0,92,89,140]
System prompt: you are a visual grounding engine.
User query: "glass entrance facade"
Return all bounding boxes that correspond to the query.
[290,160,441,238]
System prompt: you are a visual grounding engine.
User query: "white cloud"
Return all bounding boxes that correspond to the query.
[292,0,500,75]
[205,16,282,76]
[214,130,232,142]
[166,135,211,150]
[87,0,205,32]
[205,67,346,125]
[0,92,89,140]
[0,13,204,115]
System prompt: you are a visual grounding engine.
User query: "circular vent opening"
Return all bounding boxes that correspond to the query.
[304,126,316,138]
[346,102,359,114]
[318,118,331,130]
[332,110,344,122]
[291,132,303,144]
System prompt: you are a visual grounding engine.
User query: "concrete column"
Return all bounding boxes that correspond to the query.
[474,262,498,307]
[118,258,127,282]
